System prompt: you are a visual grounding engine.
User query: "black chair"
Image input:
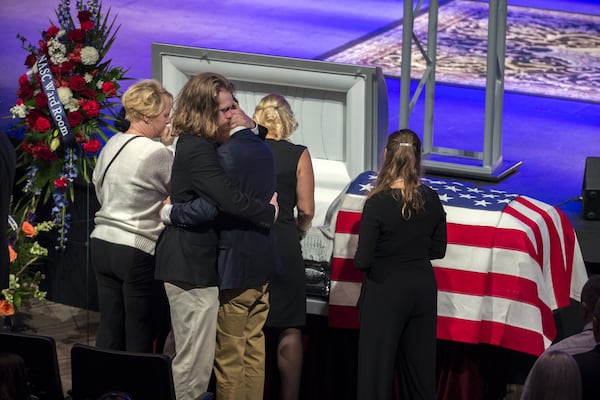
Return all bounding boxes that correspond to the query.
[70,343,177,400]
[0,330,64,400]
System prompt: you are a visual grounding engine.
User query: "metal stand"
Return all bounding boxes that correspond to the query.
[399,0,521,181]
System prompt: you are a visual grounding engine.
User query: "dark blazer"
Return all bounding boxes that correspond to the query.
[169,129,279,289]
[155,133,275,287]
[574,343,600,400]
[214,129,279,289]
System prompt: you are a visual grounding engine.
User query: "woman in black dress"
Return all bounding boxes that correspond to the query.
[253,94,315,400]
[354,129,447,400]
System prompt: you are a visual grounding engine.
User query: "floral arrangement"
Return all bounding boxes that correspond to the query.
[1,196,53,317]
[9,0,127,249]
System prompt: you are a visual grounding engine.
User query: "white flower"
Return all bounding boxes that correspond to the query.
[48,37,67,65]
[57,87,74,105]
[10,103,28,118]
[84,73,93,83]
[96,80,105,90]
[81,46,99,65]
[47,37,64,51]
[64,98,80,112]
[51,53,68,65]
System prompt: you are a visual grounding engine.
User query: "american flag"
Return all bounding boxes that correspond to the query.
[328,171,588,356]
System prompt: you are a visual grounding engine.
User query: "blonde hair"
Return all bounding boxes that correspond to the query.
[122,79,172,123]
[170,72,234,140]
[369,129,423,220]
[253,94,298,140]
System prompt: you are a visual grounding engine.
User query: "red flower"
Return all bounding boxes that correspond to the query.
[25,110,42,128]
[61,61,75,74]
[101,81,117,97]
[37,147,57,161]
[38,39,48,54]
[80,99,100,117]
[68,53,82,63]
[68,28,86,43]
[78,10,92,22]
[82,139,101,154]
[34,92,48,109]
[80,88,97,99]
[69,75,87,91]
[27,141,57,161]
[68,44,83,63]
[22,140,32,154]
[67,111,84,127]
[34,116,51,132]
[53,176,69,189]
[17,80,34,100]
[81,21,95,31]
[24,54,37,68]
[45,25,60,39]
[18,73,30,87]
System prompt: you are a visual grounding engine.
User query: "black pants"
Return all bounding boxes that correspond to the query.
[91,238,169,352]
[357,262,438,400]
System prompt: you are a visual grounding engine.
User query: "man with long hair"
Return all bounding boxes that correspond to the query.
[156,72,278,400]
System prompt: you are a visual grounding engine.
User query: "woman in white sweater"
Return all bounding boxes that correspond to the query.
[90,79,173,352]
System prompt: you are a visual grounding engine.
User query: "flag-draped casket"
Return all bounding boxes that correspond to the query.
[328,171,588,356]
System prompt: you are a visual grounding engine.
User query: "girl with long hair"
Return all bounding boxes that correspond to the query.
[354,129,447,400]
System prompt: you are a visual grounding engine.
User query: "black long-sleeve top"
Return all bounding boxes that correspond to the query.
[354,186,447,272]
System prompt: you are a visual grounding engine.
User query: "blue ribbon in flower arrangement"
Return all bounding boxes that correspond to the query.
[36,55,76,148]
